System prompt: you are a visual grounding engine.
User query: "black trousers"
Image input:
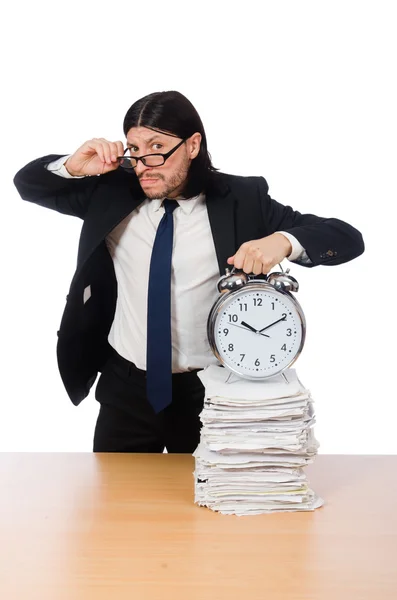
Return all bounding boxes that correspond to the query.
[93,347,205,453]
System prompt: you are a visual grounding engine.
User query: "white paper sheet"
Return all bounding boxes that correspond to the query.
[194,367,323,516]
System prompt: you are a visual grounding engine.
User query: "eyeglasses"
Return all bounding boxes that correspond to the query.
[118,138,186,170]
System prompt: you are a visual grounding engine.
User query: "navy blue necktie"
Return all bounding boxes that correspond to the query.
[146,199,179,413]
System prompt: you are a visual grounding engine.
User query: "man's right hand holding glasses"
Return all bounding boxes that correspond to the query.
[64,138,125,177]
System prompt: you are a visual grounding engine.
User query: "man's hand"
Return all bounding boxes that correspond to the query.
[64,138,125,177]
[227,233,293,275]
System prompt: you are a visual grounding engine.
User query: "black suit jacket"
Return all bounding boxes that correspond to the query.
[14,155,364,405]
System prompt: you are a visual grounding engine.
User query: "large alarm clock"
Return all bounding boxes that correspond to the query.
[207,267,306,380]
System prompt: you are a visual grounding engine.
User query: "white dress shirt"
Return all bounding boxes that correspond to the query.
[47,156,310,371]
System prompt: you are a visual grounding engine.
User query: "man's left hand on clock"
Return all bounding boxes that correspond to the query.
[227,233,293,275]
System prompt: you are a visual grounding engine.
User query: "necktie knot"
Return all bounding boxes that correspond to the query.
[163,199,178,214]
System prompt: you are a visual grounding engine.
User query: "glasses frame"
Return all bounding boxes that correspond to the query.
[118,138,186,169]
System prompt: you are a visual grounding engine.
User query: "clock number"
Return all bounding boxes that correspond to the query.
[240,354,245,362]
[270,354,275,363]
[255,358,260,366]
[286,328,292,337]
[253,298,262,307]
[223,328,229,336]
[228,314,238,323]
[281,344,287,351]
[239,303,248,311]
[228,344,234,351]
[271,302,275,310]
[282,313,287,320]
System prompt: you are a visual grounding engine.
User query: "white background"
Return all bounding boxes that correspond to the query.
[1,1,395,452]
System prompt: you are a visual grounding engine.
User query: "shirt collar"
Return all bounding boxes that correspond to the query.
[150,192,205,216]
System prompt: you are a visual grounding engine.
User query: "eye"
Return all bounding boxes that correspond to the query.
[128,146,138,154]
[153,143,163,150]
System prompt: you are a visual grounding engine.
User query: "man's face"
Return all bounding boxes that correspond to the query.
[125,126,201,199]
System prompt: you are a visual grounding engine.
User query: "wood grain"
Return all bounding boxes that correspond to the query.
[0,454,396,599]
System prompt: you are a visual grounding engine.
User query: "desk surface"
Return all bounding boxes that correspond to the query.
[0,454,396,600]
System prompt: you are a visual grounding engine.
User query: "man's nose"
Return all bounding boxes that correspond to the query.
[134,160,152,176]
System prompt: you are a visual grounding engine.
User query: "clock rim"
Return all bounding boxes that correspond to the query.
[207,281,306,381]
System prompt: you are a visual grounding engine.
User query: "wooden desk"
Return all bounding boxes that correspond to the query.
[0,454,396,599]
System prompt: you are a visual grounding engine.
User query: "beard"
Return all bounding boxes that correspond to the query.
[139,155,190,199]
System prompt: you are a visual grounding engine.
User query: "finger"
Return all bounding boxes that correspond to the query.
[233,243,249,269]
[261,258,274,274]
[252,257,263,275]
[243,247,262,274]
[103,141,113,164]
[233,253,245,269]
[243,255,255,274]
[110,141,121,162]
[97,138,113,164]
[91,139,106,163]
[116,140,124,158]
[99,143,110,164]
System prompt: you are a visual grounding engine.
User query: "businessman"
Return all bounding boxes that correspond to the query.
[13,90,364,453]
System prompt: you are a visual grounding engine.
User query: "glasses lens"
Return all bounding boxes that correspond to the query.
[119,156,136,170]
[143,155,164,167]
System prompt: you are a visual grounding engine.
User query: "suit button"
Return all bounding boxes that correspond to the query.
[66,294,69,301]
[57,330,60,337]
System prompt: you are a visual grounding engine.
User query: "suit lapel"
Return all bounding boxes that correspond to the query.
[75,172,145,279]
[97,171,237,278]
[75,171,237,282]
[205,175,237,276]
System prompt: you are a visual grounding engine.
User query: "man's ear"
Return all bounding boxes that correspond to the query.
[188,132,202,159]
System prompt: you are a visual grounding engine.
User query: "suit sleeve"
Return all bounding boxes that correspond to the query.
[257,176,365,267]
[13,154,99,220]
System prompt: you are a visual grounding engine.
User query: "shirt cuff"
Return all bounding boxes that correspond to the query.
[277,231,309,262]
[46,155,85,178]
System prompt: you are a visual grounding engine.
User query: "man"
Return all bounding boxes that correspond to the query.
[13,90,364,454]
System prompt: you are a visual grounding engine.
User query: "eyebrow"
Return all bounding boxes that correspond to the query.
[126,136,161,148]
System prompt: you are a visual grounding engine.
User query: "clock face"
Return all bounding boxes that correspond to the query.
[211,284,305,379]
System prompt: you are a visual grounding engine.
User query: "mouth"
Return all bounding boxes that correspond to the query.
[140,178,160,184]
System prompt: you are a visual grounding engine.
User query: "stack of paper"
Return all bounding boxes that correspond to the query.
[194,365,324,516]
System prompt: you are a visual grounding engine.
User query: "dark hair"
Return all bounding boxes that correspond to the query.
[123,91,218,197]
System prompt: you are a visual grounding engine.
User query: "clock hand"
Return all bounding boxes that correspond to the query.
[241,320,258,333]
[258,315,287,333]
[233,321,270,338]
